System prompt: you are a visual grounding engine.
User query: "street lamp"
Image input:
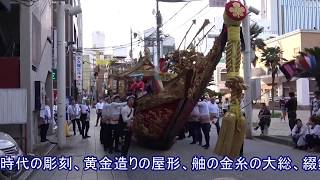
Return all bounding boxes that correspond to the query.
[242,0,260,139]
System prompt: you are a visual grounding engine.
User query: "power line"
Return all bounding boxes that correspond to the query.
[165,4,210,35]
[177,4,209,29]
[162,1,191,28]
[83,39,143,51]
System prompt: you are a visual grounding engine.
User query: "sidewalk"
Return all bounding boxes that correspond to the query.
[251,109,310,137]
[251,109,311,146]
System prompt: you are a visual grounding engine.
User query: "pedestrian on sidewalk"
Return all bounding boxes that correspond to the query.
[80,100,91,139]
[188,105,201,145]
[305,116,320,150]
[67,99,82,136]
[101,96,112,151]
[311,91,320,117]
[280,95,287,122]
[197,97,211,149]
[95,98,103,127]
[120,96,135,157]
[291,119,307,149]
[254,103,271,136]
[285,92,297,131]
[39,98,51,142]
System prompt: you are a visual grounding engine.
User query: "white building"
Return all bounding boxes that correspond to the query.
[260,0,320,35]
[92,31,105,48]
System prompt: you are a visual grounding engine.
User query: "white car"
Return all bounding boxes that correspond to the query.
[0,132,24,179]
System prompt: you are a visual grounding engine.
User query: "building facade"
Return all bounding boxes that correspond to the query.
[254,30,320,107]
[261,0,320,35]
[0,0,82,153]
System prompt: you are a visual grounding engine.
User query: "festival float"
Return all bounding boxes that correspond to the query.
[131,18,231,150]
[129,1,248,152]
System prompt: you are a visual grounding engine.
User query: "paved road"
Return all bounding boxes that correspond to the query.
[28,112,319,180]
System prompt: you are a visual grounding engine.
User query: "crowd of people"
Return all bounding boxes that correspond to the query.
[253,91,320,151]
[98,95,135,157]
[290,91,320,151]
[60,94,136,157]
[45,88,320,154]
[178,95,229,150]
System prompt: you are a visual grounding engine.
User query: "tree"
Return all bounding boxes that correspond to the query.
[250,23,266,66]
[260,47,284,113]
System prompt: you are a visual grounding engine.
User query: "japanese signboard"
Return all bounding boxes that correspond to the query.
[75,54,83,91]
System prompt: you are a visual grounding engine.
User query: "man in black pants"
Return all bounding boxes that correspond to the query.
[197,98,211,149]
[285,92,297,131]
[120,96,135,157]
[80,100,91,139]
[95,98,103,126]
[101,97,112,151]
[109,95,126,153]
[39,98,51,142]
[188,105,201,145]
[67,99,82,136]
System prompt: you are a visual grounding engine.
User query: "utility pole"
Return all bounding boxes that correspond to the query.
[56,0,67,148]
[242,0,260,139]
[130,28,133,59]
[156,0,161,70]
[243,15,252,139]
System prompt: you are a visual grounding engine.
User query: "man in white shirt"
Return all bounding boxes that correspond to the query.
[67,99,82,136]
[108,95,127,153]
[40,98,51,142]
[101,96,112,151]
[80,100,91,139]
[188,105,201,145]
[305,116,320,149]
[207,97,220,135]
[95,98,104,126]
[291,119,307,149]
[120,96,135,157]
[197,98,211,149]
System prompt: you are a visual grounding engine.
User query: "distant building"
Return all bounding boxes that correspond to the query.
[92,31,105,48]
[261,0,320,35]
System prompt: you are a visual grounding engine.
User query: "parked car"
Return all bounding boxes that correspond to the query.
[0,131,23,179]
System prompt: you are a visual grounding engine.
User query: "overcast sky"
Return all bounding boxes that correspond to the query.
[82,0,261,51]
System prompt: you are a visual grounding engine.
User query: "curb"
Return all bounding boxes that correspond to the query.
[254,135,294,147]
[17,143,57,180]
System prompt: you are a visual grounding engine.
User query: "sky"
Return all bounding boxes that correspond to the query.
[82,0,262,54]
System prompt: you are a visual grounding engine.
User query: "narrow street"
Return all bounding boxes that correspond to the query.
[29,113,320,180]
